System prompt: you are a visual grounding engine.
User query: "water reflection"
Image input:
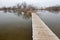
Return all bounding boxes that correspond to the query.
[3,10,32,19]
[46,10,60,14]
[17,11,32,19]
[37,10,60,38]
[0,10,32,40]
[40,10,60,14]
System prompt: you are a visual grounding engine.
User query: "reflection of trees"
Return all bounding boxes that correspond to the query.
[3,10,32,19]
[46,10,60,14]
[17,11,22,16]
[4,10,7,13]
[16,11,32,19]
[39,10,60,14]
[23,12,32,19]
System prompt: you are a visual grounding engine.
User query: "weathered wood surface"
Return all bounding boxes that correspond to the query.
[32,13,59,40]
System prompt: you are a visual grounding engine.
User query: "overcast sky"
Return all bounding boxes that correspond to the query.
[0,0,60,7]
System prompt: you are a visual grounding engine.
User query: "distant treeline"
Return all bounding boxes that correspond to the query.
[0,2,37,11]
[44,6,60,11]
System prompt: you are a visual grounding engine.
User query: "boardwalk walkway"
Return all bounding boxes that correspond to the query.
[32,13,59,40]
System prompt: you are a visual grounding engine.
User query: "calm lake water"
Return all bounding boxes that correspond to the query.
[0,10,32,40]
[37,10,60,38]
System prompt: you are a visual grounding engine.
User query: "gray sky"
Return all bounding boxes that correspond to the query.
[0,0,60,7]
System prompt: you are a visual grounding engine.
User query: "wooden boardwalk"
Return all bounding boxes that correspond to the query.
[32,13,59,40]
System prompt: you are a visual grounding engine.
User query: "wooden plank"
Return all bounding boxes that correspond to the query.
[32,13,59,40]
